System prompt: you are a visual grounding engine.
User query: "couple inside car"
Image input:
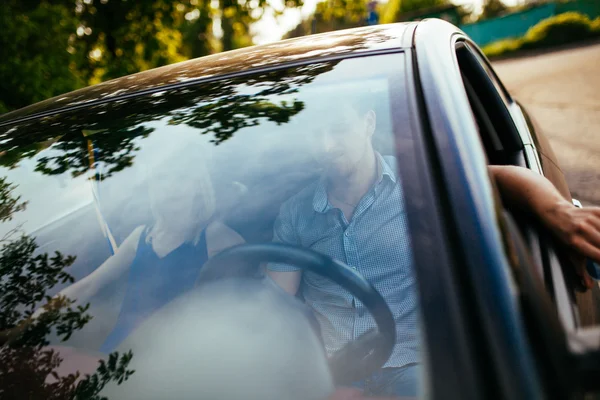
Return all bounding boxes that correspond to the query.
[58,93,600,399]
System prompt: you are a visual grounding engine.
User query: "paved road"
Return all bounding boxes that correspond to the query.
[493,43,600,206]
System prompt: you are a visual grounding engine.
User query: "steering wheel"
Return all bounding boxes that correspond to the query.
[198,243,396,385]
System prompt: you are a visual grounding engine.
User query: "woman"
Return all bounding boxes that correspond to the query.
[59,140,244,352]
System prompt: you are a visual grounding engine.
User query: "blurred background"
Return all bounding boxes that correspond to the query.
[1,0,599,204]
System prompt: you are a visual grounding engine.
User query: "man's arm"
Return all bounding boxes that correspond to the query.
[266,199,304,296]
[267,269,302,296]
[489,165,600,263]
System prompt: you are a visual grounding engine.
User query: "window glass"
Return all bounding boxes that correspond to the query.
[0,53,425,399]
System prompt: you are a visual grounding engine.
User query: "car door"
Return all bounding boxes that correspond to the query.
[413,19,546,400]
[444,41,584,396]
[451,36,600,330]
[413,18,600,399]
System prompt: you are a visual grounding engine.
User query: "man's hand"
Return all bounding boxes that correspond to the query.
[537,201,600,289]
[540,201,600,264]
[266,269,302,295]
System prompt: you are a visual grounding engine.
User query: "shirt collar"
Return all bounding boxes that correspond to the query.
[312,178,329,213]
[312,152,397,213]
[377,152,398,184]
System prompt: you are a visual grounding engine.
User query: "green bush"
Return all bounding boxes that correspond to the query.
[481,12,600,58]
[481,38,524,58]
[521,12,594,49]
[592,16,600,32]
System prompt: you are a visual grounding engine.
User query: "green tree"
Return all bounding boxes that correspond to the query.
[479,0,508,21]
[315,0,369,32]
[72,1,194,85]
[380,0,449,24]
[285,0,369,37]
[0,2,82,114]
[74,0,304,79]
[217,0,303,52]
[220,0,255,52]
[180,1,217,59]
[1,0,304,114]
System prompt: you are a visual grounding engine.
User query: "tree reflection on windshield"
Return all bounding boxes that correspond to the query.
[0,61,338,180]
[0,176,134,399]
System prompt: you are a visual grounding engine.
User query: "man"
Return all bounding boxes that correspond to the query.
[267,99,600,398]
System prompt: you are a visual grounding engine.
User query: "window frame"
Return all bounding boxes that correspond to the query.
[454,40,526,167]
[454,39,582,331]
[450,31,599,397]
[414,19,553,399]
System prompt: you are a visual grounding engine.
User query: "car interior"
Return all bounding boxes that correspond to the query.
[22,66,410,399]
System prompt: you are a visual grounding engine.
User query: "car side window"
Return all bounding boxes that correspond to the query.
[455,41,525,167]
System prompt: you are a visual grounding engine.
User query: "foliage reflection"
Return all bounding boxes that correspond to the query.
[0,177,135,399]
[0,61,337,180]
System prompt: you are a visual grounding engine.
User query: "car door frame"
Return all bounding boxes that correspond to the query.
[453,29,600,331]
[412,18,547,399]
[452,39,585,331]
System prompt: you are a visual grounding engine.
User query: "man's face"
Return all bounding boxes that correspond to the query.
[310,103,375,179]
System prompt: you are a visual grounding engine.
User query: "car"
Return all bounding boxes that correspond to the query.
[1,19,600,400]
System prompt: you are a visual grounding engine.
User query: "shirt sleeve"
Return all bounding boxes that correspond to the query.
[267,200,302,272]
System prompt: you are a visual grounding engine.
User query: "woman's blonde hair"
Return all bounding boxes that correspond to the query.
[142,130,217,229]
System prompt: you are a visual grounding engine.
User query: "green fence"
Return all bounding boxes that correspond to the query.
[460,0,600,46]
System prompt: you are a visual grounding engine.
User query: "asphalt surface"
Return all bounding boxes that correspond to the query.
[492,43,600,206]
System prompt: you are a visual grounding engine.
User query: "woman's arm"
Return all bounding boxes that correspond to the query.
[45,226,145,348]
[489,165,600,264]
[60,225,145,304]
[205,221,245,258]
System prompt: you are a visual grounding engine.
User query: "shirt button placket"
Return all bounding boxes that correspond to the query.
[344,227,362,340]
[343,229,355,268]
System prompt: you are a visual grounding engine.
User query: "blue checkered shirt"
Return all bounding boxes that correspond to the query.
[268,154,420,368]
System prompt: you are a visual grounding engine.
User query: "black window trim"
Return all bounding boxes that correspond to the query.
[454,40,525,165]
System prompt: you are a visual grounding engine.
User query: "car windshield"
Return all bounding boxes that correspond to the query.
[0,53,425,399]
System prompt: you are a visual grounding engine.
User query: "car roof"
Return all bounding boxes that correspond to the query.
[0,23,416,126]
